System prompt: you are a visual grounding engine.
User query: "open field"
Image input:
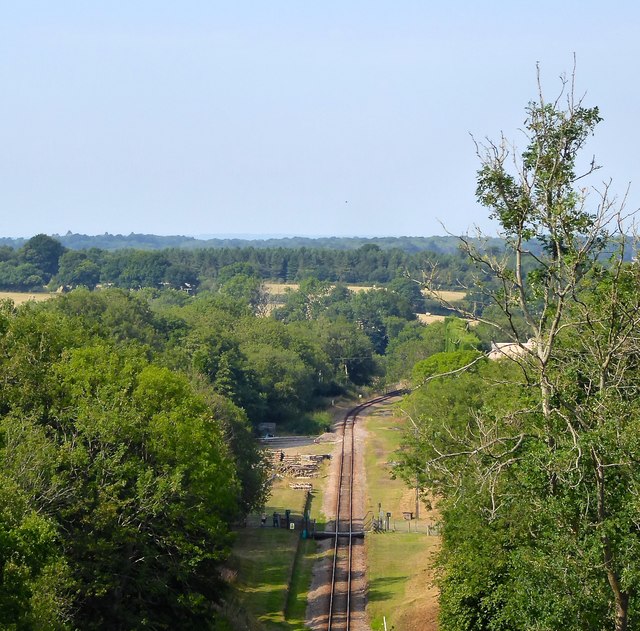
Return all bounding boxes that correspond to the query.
[228,528,302,628]
[423,289,466,303]
[226,528,324,630]
[263,282,374,296]
[418,313,480,326]
[0,291,57,305]
[264,283,467,303]
[367,534,439,631]
[417,313,447,325]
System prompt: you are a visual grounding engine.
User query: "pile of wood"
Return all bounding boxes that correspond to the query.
[270,452,329,480]
[289,482,313,490]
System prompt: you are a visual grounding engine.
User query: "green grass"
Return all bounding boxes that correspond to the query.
[226,453,332,629]
[364,408,425,522]
[363,404,440,630]
[230,528,301,627]
[284,537,323,625]
[366,534,439,630]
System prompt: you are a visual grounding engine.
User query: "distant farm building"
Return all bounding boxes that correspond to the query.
[488,339,536,361]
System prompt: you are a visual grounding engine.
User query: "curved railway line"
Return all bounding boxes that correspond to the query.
[325,391,404,631]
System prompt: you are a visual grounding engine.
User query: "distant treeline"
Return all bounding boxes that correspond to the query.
[2,233,632,297]
[0,234,500,292]
[0,232,505,253]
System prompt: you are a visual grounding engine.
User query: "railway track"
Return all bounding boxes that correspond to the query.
[326,391,404,631]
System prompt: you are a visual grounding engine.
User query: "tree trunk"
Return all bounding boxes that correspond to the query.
[594,453,629,631]
[612,589,629,631]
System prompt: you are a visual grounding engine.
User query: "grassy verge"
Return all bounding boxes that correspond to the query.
[367,534,439,631]
[363,404,440,630]
[229,527,303,628]
[364,407,433,524]
[283,536,323,625]
[226,441,333,630]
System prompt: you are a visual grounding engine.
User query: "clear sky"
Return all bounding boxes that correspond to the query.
[1,1,638,239]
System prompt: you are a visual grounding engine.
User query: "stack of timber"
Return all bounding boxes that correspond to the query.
[268,451,330,488]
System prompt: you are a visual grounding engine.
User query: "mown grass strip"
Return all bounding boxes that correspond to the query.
[228,454,331,630]
[284,537,320,626]
[363,404,440,630]
[366,533,439,630]
[230,527,300,627]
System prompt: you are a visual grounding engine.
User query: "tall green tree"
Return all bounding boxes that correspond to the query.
[0,475,72,629]
[0,293,272,628]
[403,66,640,630]
[0,338,240,629]
[56,251,101,289]
[19,234,66,281]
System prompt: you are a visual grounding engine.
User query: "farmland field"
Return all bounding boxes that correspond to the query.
[0,291,57,305]
[263,282,374,295]
[422,288,466,302]
[264,283,466,302]
[417,313,447,324]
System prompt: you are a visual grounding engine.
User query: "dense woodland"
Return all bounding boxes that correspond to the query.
[3,75,640,631]
[0,267,450,628]
[0,233,504,254]
[0,233,500,294]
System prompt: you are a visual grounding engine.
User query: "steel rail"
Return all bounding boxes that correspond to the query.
[326,391,405,631]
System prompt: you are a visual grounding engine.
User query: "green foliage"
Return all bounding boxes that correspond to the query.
[472,305,530,350]
[402,70,640,631]
[384,320,446,383]
[0,290,277,628]
[235,316,329,422]
[1,341,240,629]
[19,234,66,281]
[0,476,72,630]
[0,262,45,291]
[387,276,426,313]
[313,316,379,387]
[56,251,101,289]
[0,234,508,292]
[218,274,267,314]
[1,233,508,256]
[443,317,481,352]
[50,287,169,349]
[275,281,421,358]
[412,349,483,384]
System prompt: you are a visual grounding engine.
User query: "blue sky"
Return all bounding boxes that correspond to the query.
[1,1,638,238]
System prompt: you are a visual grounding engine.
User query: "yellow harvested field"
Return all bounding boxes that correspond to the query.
[418,313,480,326]
[263,282,297,295]
[0,292,57,305]
[422,289,467,302]
[417,313,447,325]
[263,282,375,295]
